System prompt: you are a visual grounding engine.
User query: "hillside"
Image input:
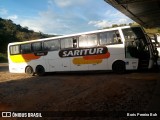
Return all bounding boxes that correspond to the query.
[0,17,56,53]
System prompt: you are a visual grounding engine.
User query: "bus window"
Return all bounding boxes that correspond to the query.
[115,31,122,43]
[20,43,31,54]
[43,40,60,51]
[32,42,42,52]
[122,28,136,41]
[10,45,20,55]
[73,38,77,48]
[99,30,121,45]
[88,34,97,46]
[99,32,107,45]
[61,37,73,49]
[79,34,97,47]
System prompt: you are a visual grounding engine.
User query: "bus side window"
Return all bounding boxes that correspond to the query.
[87,34,98,46]
[99,30,121,45]
[20,43,31,54]
[115,31,122,43]
[79,34,97,47]
[61,37,73,49]
[10,45,20,55]
[32,42,42,52]
[43,40,60,51]
[100,32,114,44]
[99,32,107,45]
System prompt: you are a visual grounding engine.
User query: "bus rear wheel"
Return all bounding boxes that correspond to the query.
[112,60,126,74]
[36,65,45,76]
[25,66,34,75]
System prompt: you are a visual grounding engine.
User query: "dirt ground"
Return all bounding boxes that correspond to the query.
[0,63,160,120]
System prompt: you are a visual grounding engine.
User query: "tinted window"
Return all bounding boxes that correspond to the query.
[20,43,31,54]
[10,45,20,55]
[32,42,42,52]
[99,30,121,45]
[79,34,97,47]
[44,40,60,51]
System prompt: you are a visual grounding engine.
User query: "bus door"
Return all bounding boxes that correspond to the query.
[124,38,139,70]
[122,27,151,69]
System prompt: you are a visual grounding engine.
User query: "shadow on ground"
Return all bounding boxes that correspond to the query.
[0,70,160,120]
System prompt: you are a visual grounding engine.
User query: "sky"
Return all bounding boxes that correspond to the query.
[0,0,133,35]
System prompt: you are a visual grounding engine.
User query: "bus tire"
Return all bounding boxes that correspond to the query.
[25,66,34,75]
[112,60,126,74]
[36,65,45,76]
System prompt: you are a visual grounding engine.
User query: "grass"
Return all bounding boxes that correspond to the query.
[0,53,8,63]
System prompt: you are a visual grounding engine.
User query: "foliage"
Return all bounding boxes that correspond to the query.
[0,53,7,62]
[0,17,56,53]
[144,28,160,34]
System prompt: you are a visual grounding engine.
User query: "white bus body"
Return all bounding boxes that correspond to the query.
[8,26,155,75]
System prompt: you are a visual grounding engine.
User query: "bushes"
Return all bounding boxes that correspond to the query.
[0,53,8,63]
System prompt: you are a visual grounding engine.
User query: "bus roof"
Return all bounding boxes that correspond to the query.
[8,25,138,46]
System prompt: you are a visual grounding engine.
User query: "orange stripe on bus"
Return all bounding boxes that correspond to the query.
[22,54,40,61]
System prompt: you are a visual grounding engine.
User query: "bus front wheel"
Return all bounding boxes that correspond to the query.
[25,66,34,75]
[112,60,126,74]
[36,65,45,76]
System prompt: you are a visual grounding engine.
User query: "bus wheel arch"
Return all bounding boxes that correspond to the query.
[112,60,126,74]
[25,66,34,75]
[36,65,45,76]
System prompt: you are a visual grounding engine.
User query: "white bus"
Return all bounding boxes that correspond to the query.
[8,26,156,76]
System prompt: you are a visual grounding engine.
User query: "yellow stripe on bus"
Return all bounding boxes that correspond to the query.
[10,54,41,63]
[73,58,102,65]
[10,55,28,63]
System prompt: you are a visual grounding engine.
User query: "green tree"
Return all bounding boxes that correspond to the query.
[112,24,118,27]
[0,17,58,54]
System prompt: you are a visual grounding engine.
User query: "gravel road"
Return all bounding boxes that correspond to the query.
[0,63,160,120]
